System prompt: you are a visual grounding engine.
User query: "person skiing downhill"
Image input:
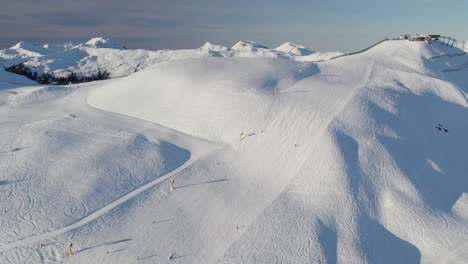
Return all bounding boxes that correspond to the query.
[170,179,175,191]
[68,242,73,256]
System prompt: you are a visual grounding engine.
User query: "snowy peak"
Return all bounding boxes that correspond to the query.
[11,41,42,52]
[275,42,314,56]
[84,37,127,50]
[9,41,75,56]
[231,40,269,52]
[0,38,341,83]
[200,42,228,52]
[199,42,229,57]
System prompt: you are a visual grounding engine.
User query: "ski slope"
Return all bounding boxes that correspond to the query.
[0,39,467,264]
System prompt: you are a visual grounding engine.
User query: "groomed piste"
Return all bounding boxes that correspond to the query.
[0,39,467,263]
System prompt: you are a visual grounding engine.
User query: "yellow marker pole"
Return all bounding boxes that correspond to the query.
[240,132,245,141]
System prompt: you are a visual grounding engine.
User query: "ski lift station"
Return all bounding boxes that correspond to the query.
[400,34,440,42]
[399,34,457,47]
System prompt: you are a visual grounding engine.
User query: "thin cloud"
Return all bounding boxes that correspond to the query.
[0,0,467,51]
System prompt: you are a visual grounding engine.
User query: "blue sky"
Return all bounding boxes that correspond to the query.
[1,0,466,52]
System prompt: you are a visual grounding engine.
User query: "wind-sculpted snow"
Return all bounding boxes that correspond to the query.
[0,39,467,264]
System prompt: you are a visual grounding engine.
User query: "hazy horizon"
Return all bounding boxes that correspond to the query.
[1,0,467,52]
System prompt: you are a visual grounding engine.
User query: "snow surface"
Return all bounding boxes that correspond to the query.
[84,38,127,50]
[0,39,341,79]
[0,39,467,264]
[0,68,36,86]
[274,42,315,56]
[456,41,467,52]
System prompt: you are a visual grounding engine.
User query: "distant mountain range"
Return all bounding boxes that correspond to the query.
[0,38,342,84]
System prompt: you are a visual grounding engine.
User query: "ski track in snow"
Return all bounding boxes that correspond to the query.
[0,83,219,255]
[0,155,197,254]
[429,238,468,264]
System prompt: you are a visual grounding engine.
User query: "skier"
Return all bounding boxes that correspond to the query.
[239,132,245,141]
[68,242,73,256]
[170,179,175,191]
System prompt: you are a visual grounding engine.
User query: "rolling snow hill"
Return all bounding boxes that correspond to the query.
[0,39,467,264]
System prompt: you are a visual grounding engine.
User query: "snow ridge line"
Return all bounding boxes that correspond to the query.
[0,155,198,253]
[429,52,466,59]
[443,61,468,72]
[328,39,389,60]
[302,39,389,63]
[0,81,35,85]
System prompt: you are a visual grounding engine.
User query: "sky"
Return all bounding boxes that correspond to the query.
[1,0,467,52]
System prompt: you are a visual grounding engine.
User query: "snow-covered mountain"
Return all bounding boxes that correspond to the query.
[0,39,467,264]
[231,40,269,52]
[84,37,127,50]
[274,42,315,56]
[0,38,341,81]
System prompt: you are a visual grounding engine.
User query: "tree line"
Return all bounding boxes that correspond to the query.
[5,63,110,85]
